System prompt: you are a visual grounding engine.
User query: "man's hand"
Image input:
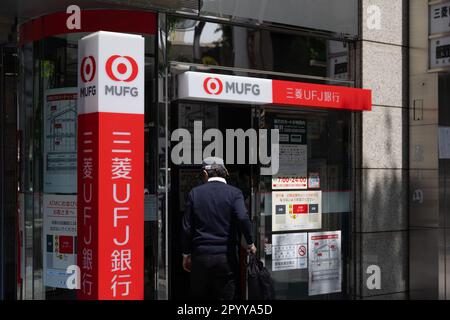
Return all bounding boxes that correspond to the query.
[182,255,192,272]
[247,243,257,254]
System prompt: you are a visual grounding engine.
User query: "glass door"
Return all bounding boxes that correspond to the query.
[253,106,352,299]
[168,100,255,299]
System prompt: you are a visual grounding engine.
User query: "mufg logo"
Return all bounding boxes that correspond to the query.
[105,55,139,97]
[80,56,96,83]
[203,76,260,96]
[105,55,138,82]
[203,77,223,95]
[80,56,96,97]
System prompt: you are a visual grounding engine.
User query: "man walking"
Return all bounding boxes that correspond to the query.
[181,157,257,300]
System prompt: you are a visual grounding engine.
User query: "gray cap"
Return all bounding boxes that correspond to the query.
[201,156,226,171]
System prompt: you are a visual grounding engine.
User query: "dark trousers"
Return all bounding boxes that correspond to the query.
[190,253,239,300]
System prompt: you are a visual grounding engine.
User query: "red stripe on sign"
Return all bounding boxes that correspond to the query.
[19,10,157,46]
[311,234,339,240]
[272,80,372,111]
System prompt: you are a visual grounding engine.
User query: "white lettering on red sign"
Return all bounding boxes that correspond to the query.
[77,31,146,300]
[178,71,371,111]
[80,130,94,296]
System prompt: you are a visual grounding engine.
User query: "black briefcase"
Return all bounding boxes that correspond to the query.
[247,254,276,300]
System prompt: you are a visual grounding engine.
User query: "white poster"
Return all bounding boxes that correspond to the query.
[272,144,308,189]
[308,231,342,296]
[43,88,78,194]
[272,191,322,232]
[43,194,77,289]
[272,233,307,271]
[271,118,308,190]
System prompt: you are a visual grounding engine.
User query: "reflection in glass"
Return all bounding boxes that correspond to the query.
[167,17,353,83]
[18,32,158,300]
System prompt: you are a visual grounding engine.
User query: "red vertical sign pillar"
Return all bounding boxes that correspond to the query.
[77,31,144,300]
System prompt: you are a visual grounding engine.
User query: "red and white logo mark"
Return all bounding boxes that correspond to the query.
[105,55,138,82]
[80,56,96,83]
[203,77,223,95]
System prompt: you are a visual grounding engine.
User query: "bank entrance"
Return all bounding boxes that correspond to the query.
[168,92,354,299]
[8,9,371,300]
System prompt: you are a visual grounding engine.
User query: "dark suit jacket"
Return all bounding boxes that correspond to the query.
[181,180,254,255]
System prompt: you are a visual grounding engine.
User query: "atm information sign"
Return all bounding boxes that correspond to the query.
[272,191,322,232]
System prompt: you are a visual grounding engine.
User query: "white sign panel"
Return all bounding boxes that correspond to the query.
[430,36,450,69]
[272,191,321,232]
[178,71,272,104]
[308,231,342,296]
[272,233,307,271]
[78,31,145,115]
[43,194,77,289]
[44,88,77,194]
[430,2,450,35]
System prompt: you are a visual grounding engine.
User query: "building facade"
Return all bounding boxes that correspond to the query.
[0,0,438,300]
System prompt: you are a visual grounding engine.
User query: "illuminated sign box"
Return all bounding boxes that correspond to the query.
[178,71,372,111]
[77,31,144,300]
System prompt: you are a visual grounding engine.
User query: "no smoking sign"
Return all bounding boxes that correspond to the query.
[298,245,307,257]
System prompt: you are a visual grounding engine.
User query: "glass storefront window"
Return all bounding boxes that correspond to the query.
[256,108,352,299]
[165,99,353,299]
[200,0,358,36]
[165,15,357,300]
[18,29,158,300]
[15,10,359,300]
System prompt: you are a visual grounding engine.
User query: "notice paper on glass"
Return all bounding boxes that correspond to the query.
[308,231,342,296]
[272,144,308,190]
[272,233,308,271]
[43,87,78,194]
[277,144,307,175]
[272,190,322,232]
[42,194,77,289]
